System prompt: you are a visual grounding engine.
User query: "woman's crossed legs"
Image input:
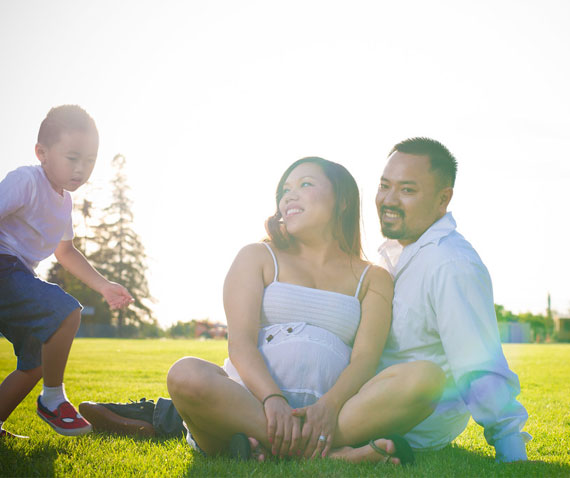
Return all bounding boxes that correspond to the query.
[167,357,445,463]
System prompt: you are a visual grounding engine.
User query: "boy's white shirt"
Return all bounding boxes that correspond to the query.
[0,165,74,272]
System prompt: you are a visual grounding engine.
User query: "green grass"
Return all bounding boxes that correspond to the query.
[1,339,568,477]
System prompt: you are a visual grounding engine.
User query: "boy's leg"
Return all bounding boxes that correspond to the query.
[36,308,92,436]
[0,367,42,422]
[1,256,90,436]
[0,367,42,438]
[41,308,81,387]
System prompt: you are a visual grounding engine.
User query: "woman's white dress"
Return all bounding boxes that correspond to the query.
[223,243,370,408]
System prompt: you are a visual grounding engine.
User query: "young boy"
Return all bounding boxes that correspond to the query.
[0,105,133,438]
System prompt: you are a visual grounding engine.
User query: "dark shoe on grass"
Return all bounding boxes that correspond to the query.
[78,398,156,437]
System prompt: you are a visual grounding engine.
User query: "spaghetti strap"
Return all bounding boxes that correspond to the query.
[354,264,371,297]
[262,242,279,282]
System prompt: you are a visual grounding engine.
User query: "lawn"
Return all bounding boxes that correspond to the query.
[0,339,568,477]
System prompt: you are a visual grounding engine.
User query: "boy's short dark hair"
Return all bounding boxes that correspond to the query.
[390,137,457,188]
[37,105,98,147]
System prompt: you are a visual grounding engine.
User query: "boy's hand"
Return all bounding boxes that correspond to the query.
[101,282,134,309]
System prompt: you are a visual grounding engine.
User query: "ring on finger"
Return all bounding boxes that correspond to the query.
[318,434,327,443]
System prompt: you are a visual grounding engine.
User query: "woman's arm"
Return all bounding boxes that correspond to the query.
[295,265,393,458]
[324,265,394,407]
[224,243,281,399]
[223,243,301,457]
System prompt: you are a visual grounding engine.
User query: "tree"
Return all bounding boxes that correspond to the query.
[46,189,113,329]
[88,154,155,332]
[494,304,517,322]
[46,153,155,336]
[166,320,197,338]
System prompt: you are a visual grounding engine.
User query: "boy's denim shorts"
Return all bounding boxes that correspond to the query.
[0,254,81,371]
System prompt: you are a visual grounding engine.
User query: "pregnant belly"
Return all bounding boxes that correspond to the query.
[258,322,352,398]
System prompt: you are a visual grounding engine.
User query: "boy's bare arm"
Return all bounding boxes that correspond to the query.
[54,240,133,309]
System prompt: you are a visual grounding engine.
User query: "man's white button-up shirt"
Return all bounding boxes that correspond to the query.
[378,212,530,462]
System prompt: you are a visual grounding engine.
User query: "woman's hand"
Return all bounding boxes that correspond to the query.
[292,398,339,459]
[264,395,302,457]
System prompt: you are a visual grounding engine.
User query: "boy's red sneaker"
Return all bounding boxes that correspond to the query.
[0,428,29,439]
[37,397,92,436]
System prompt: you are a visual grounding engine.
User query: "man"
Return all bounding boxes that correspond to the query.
[375,137,530,462]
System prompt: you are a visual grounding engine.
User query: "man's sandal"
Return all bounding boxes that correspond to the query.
[369,434,415,465]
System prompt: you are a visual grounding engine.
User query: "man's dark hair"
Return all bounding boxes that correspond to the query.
[390,137,457,188]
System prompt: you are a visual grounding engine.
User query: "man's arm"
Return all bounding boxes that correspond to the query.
[432,259,531,462]
[54,240,133,309]
[457,371,530,462]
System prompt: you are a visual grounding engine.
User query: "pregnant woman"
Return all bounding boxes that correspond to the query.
[167,156,442,464]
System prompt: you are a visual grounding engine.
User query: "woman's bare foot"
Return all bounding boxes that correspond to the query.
[248,437,268,462]
[328,438,401,465]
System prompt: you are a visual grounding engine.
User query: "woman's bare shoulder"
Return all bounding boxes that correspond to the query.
[367,264,393,282]
[233,242,275,265]
[361,263,394,299]
[231,242,277,285]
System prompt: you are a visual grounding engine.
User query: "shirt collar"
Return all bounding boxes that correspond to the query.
[378,212,457,278]
[38,165,67,202]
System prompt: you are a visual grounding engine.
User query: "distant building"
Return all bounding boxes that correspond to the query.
[194,320,228,339]
[554,315,570,342]
[498,322,531,343]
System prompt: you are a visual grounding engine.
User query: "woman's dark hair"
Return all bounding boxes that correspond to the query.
[265,157,362,257]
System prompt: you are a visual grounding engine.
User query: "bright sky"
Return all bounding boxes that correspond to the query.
[1,1,569,326]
